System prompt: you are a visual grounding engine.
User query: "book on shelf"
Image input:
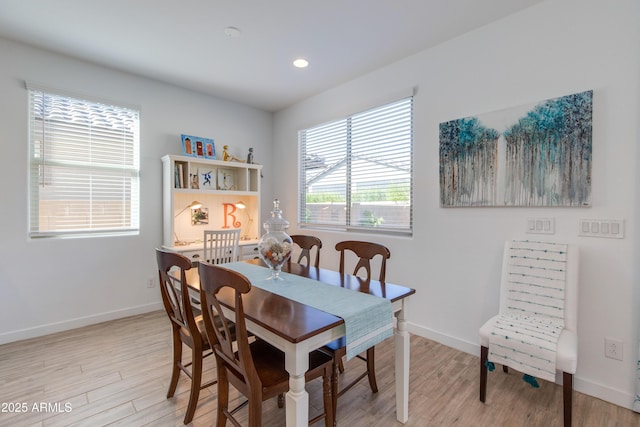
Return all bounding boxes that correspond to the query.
[178,164,184,188]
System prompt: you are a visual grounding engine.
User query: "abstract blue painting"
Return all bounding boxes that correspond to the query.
[439,90,592,207]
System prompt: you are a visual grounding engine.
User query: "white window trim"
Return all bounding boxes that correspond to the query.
[27,83,140,239]
[298,96,413,236]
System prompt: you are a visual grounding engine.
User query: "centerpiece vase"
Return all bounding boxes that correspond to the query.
[258,199,292,280]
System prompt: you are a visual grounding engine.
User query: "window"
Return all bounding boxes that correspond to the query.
[28,86,140,238]
[299,97,413,235]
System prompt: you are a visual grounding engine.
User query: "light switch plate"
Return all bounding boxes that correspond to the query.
[579,218,624,239]
[526,217,555,235]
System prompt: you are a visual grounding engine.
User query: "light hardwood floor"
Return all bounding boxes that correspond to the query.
[1,311,638,426]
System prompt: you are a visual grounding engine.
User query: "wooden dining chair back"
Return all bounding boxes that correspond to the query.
[155,248,215,424]
[324,240,391,423]
[335,240,391,282]
[290,234,323,268]
[204,228,241,264]
[198,261,334,427]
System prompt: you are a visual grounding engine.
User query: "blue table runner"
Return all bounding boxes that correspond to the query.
[222,262,393,359]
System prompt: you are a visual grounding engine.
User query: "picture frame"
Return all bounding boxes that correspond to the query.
[217,168,235,190]
[197,168,215,189]
[181,134,215,159]
[204,140,216,159]
[189,172,199,189]
[439,90,592,207]
[191,207,209,225]
[181,134,195,157]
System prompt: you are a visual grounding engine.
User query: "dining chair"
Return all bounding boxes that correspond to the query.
[203,228,241,264]
[324,240,391,422]
[289,234,323,268]
[204,228,241,264]
[155,248,216,425]
[198,261,334,427]
[194,228,242,312]
[479,240,579,427]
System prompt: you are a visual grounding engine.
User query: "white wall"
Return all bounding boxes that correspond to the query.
[274,0,640,410]
[1,0,638,412]
[0,38,273,342]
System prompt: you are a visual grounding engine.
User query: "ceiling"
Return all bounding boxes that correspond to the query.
[0,0,541,112]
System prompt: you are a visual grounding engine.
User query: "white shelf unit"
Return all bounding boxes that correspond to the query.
[162,155,262,262]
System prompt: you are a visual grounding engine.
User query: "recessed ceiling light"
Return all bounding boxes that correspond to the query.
[223,26,241,38]
[293,58,309,68]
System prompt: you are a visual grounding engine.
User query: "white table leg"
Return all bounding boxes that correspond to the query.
[285,345,310,427]
[395,302,410,423]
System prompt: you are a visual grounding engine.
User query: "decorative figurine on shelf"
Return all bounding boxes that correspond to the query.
[246,147,254,164]
[222,145,245,162]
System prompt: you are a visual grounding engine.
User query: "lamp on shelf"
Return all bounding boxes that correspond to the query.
[235,201,253,240]
[174,201,202,246]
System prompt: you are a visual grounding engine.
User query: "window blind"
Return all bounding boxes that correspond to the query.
[28,88,140,238]
[299,97,413,234]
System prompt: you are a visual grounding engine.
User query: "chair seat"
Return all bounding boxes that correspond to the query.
[195,313,239,345]
[186,315,218,348]
[323,337,346,352]
[226,338,334,392]
[194,315,209,343]
[479,315,577,374]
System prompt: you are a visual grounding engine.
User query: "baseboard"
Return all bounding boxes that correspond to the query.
[407,321,637,411]
[573,376,636,411]
[0,302,163,345]
[408,322,479,356]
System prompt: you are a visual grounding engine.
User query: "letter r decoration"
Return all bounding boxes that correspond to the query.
[222,203,241,228]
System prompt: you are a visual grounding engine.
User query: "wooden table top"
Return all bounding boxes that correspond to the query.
[278,260,416,303]
[181,260,415,344]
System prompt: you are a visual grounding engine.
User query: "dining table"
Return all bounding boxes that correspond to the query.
[179,259,415,426]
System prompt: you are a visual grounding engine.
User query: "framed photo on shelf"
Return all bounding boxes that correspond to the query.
[217,168,235,190]
[181,134,215,159]
[189,172,199,189]
[181,135,195,157]
[197,168,215,189]
[191,207,209,225]
[204,140,216,159]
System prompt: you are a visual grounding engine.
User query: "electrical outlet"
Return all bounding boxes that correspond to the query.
[147,277,155,288]
[604,337,623,361]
